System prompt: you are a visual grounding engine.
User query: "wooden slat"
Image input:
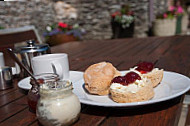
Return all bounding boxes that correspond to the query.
[0,90,25,107]
[0,96,28,123]
[0,108,36,126]
[185,107,190,126]
[73,106,111,126]
[100,97,182,126]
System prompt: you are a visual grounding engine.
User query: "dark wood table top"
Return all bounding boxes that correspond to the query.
[1,35,190,126]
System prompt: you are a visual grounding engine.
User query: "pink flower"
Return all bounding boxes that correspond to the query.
[169,6,175,11]
[163,13,168,18]
[58,22,68,28]
[177,6,184,14]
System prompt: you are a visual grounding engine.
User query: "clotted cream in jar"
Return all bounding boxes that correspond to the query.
[36,80,81,126]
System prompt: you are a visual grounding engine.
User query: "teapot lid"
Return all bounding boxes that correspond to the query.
[14,40,50,53]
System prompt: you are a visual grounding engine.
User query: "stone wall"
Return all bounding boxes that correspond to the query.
[0,0,168,41]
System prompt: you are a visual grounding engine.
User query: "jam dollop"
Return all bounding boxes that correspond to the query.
[124,72,141,84]
[111,72,141,86]
[111,76,128,85]
[135,61,154,74]
[37,78,45,84]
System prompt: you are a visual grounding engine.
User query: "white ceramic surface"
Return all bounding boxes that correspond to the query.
[72,71,190,107]
[18,71,83,90]
[32,53,69,80]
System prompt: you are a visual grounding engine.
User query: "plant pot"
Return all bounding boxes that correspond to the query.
[111,19,134,38]
[181,13,189,34]
[176,15,183,34]
[153,18,176,36]
[46,34,77,46]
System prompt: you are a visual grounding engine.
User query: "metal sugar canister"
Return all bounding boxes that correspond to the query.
[14,40,51,76]
[0,66,13,90]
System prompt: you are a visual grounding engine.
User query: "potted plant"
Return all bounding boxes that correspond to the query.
[153,8,176,36]
[174,5,184,34]
[111,5,135,38]
[43,22,85,46]
[181,11,189,34]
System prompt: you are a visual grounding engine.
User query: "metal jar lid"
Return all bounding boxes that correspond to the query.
[14,40,50,53]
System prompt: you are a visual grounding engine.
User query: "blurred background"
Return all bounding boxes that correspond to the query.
[0,0,189,46]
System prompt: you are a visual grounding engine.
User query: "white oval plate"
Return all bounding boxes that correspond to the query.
[72,71,190,107]
[18,71,84,90]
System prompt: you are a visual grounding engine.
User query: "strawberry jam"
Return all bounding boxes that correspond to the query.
[135,62,154,73]
[124,72,141,84]
[112,72,141,86]
[111,76,128,85]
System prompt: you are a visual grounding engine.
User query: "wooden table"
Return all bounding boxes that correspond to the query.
[1,36,190,126]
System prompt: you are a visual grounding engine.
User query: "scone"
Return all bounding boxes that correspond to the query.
[135,62,163,87]
[84,62,120,95]
[142,68,163,87]
[110,72,154,103]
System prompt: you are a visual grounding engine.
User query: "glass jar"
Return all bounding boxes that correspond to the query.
[36,79,81,126]
[27,73,59,113]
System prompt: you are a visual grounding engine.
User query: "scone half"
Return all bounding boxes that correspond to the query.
[110,79,154,103]
[142,68,164,87]
[84,62,120,95]
[84,79,111,95]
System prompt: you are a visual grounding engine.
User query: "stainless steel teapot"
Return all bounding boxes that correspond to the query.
[13,40,51,76]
